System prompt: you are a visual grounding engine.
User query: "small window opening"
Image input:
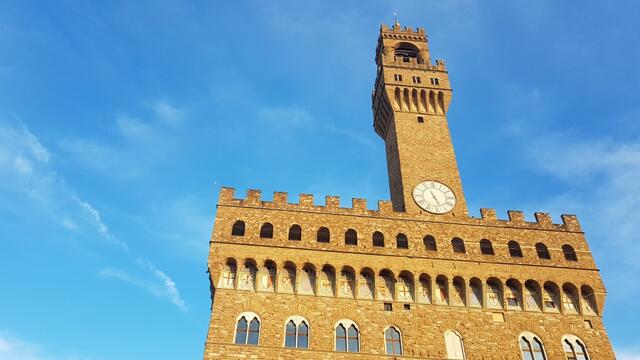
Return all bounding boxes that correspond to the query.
[403,304,411,310]
[384,303,393,311]
[417,116,424,123]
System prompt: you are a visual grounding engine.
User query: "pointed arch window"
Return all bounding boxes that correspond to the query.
[260,223,273,239]
[234,312,260,345]
[317,227,330,243]
[536,243,551,259]
[508,241,523,258]
[385,326,402,355]
[452,237,466,253]
[423,235,437,251]
[373,231,385,247]
[519,333,547,360]
[563,336,589,360]
[345,229,358,245]
[563,245,578,261]
[396,233,408,249]
[444,330,465,360]
[284,316,309,349]
[288,224,302,241]
[335,320,359,352]
[231,220,245,236]
[480,239,494,255]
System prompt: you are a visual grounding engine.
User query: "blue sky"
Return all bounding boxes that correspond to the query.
[1,0,639,359]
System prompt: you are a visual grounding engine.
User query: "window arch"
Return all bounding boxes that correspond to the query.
[444,330,466,360]
[563,245,578,261]
[372,231,384,247]
[345,229,358,245]
[231,220,245,236]
[259,223,273,239]
[423,235,437,251]
[396,233,408,249]
[562,335,589,360]
[317,227,330,243]
[519,332,547,360]
[284,316,309,349]
[288,224,302,241]
[452,237,466,253]
[394,42,419,61]
[480,239,494,255]
[335,320,359,352]
[508,241,523,258]
[536,243,551,259]
[384,326,403,355]
[234,312,260,345]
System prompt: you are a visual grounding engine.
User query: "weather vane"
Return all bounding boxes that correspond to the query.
[393,12,400,27]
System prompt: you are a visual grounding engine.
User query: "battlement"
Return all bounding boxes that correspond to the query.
[380,23,427,39]
[218,187,582,232]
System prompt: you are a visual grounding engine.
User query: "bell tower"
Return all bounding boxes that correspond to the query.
[372,22,468,217]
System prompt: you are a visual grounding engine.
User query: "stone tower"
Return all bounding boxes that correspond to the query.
[372,22,467,216]
[203,23,615,360]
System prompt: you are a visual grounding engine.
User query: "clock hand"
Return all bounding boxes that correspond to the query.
[429,190,441,205]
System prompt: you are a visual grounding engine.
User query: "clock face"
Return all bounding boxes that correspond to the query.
[412,181,456,214]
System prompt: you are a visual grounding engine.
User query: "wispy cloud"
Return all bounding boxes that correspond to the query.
[527,133,640,298]
[100,258,187,312]
[0,119,121,245]
[618,348,640,360]
[59,100,186,180]
[0,331,44,360]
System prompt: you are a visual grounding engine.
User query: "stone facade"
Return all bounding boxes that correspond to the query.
[203,23,615,359]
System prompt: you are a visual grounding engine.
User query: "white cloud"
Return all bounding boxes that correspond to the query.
[0,119,129,250]
[100,258,187,312]
[522,130,640,300]
[618,348,640,360]
[258,107,313,129]
[0,331,44,360]
[60,100,185,180]
[153,100,184,125]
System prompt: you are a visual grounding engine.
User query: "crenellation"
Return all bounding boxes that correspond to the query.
[377,200,393,214]
[299,193,314,207]
[245,189,261,205]
[507,210,526,223]
[273,191,288,205]
[217,186,584,232]
[351,198,367,212]
[325,195,340,208]
[534,212,553,227]
[561,214,582,232]
[480,208,497,221]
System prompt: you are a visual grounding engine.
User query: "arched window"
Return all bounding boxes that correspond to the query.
[452,237,466,253]
[317,227,330,243]
[284,316,309,349]
[423,235,437,251]
[260,223,273,239]
[506,279,522,309]
[372,231,384,247]
[508,241,523,257]
[396,233,408,249]
[536,243,551,259]
[563,335,589,360]
[385,326,402,355]
[394,42,419,62]
[288,225,302,241]
[563,245,578,261]
[335,320,359,352]
[234,312,260,345]
[480,239,494,255]
[519,332,547,360]
[444,330,465,360]
[231,220,245,236]
[345,229,358,245]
